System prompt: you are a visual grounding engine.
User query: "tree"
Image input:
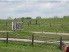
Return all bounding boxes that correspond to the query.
[25,17,31,19]
[14,18,16,20]
[54,16,58,18]
[63,15,69,18]
[21,17,24,22]
[36,16,41,19]
[21,17,24,19]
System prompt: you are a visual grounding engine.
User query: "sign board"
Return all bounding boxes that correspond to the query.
[12,22,23,30]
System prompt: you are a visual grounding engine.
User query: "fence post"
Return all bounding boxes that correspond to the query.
[50,23,51,27]
[6,32,8,44]
[60,36,62,49]
[32,33,34,46]
[36,19,37,24]
[29,20,31,24]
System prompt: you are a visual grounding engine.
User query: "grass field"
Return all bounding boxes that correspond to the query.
[0,18,69,32]
[0,18,69,52]
[0,31,69,41]
[0,41,63,52]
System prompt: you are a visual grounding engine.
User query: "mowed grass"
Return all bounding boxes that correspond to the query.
[0,41,63,52]
[0,18,69,32]
[0,31,69,41]
[34,33,69,41]
[0,18,69,52]
[0,31,32,39]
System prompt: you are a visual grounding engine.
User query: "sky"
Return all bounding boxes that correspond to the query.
[0,0,69,19]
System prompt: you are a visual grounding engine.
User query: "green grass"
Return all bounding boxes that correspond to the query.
[0,31,32,39]
[0,18,69,32]
[0,41,63,52]
[34,33,69,41]
[0,31,69,41]
[0,18,69,52]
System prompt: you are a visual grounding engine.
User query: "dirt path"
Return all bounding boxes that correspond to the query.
[32,31,69,36]
[0,38,69,44]
[0,31,13,32]
[0,31,69,36]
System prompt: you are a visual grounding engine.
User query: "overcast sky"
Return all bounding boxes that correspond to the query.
[0,0,69,19]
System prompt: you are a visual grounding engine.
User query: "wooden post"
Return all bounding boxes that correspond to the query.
[29,20,31,24]
[50,23,51,27]
[36,19,37,24]
[60,36,62,49]
[6,32,8,44]
[32,33,34,46]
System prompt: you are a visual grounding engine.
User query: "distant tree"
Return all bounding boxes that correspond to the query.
[21,17,24,22]
[14,18,16,20]
[63,16,66,18]
[63,15,69,18]
[54,16,58,18]
[21,17,24,19]
[36,16,41,19]
[25,17,31,19]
